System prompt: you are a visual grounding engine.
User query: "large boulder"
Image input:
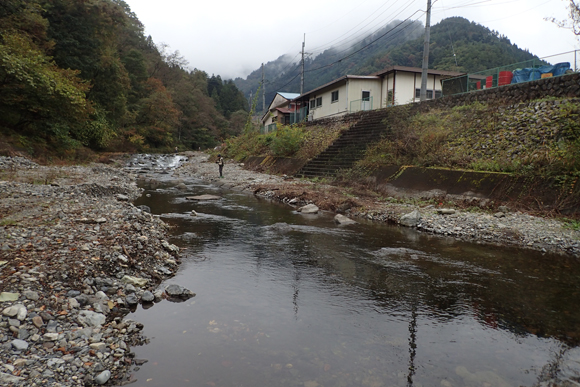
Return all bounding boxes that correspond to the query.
[334,214,356,225]
[399,210,422,227]
[298,204,319,214]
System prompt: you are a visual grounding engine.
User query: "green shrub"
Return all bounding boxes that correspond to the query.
[269,126,305,157]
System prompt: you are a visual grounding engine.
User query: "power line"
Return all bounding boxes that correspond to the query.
[304,10,425,74]
[309,0,422,56]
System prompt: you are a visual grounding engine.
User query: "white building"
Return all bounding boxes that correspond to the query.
[294,66,463,121]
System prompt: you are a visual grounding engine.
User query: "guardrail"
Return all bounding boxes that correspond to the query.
[349,97,373,113]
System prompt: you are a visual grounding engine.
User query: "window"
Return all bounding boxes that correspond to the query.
[310,99,316,109]
[435,90,442,99]
[316,96,322,107]
[415,88,435,99]
[331,90,339,103]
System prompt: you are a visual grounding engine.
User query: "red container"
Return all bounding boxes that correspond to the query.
[486,76,493,88]
[476,81,481,89]
[498,71,513,86]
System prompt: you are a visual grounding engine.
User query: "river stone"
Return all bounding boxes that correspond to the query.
[161,240,179,253]
[94,370,111,385]
[43,332,59,341]
[0,372,24,384]
[298,204,319,214]
[334,214,356,225]
[125,294,139,305]
[121,275,148,287]
[11,339,28,351]
[186,194,221,200]
[13,359,27,367]
[141,291,155,303]
[125,284,136,294]
[137,205,151,213]
[116,194,129,201]
[77,310,107,328]
[32,315,44,328]
[0,292,19,302]
[437,208,456,215]
[22,290,39,301]
[400,210,422,227]
[165,284,196,300]
[3,304,27,321]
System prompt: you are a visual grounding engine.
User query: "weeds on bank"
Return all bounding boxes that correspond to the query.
[0,219,17,226]
[563,218,580,231]
[356,99,580,178]
[224,123,345,161]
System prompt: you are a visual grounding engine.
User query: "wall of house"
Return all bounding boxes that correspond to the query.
[346,78,382,112]
[394,73,416,105]
[309,83,348,120]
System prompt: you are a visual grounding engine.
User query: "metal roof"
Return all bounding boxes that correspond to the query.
[277,92,301,100]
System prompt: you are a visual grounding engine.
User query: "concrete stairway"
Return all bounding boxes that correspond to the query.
[295,109,392,178]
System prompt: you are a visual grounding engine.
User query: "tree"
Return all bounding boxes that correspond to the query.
[548,1,580,38]
[0,29,92,146]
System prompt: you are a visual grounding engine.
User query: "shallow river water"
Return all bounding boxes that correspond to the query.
[127,155,580,387]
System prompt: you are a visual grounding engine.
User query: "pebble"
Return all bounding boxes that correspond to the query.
[0,155,181,386]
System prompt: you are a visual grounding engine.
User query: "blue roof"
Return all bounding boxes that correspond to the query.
[278,92,300,100]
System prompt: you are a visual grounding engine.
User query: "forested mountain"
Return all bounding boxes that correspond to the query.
[0,0,248,157]
[235,17,542,113]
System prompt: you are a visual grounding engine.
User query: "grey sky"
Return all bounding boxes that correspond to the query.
[123,0,579,79]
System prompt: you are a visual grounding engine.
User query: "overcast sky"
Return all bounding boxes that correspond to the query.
[123,0,579,80]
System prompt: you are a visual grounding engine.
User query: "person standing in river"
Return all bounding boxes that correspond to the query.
[216,154,224,178]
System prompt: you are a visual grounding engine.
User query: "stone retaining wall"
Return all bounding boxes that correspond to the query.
[422,72,580,110]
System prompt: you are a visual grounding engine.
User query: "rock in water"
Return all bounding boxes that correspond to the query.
[334,214,356,225]
[298,204,319,214]
[186,194,221,200]
[165,284,196,301]
[141,291,155,303]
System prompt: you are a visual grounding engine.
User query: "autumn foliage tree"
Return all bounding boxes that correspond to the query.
[0,0,248,157]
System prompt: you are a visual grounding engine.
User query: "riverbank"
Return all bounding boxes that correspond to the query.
[1,151,579,386]
[0,156,182,386]
[175,151,580,257]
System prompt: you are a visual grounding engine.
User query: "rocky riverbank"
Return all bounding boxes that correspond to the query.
[175,152,580,257]
[1,151,579,386]
[0,156,186,386]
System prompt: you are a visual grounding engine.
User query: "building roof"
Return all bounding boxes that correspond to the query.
[277,92,300,100]
[294,75,380,100]
[371,65,464,78]
[275,107,294,114]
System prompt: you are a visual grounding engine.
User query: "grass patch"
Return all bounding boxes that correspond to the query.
[0,219,17,226]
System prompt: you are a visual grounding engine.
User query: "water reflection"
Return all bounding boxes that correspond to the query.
[128,162,580,387]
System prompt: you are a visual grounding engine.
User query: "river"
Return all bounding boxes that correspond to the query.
[126,155,580,387]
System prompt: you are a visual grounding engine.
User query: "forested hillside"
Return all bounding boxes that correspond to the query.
[0,0,248,159]
[235,17,542,113]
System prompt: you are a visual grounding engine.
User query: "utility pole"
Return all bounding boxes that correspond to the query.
[300,34,305,95]
[420,0,432,102]
[261,63,265,111]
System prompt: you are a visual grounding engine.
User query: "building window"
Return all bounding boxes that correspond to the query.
[310,99,316,109]
[415,88,436,99]
[331,90,339,103]
[316,96,322,107]
[435,90,442,99]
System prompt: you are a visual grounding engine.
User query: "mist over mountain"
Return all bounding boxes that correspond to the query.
[235,17,542,112]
